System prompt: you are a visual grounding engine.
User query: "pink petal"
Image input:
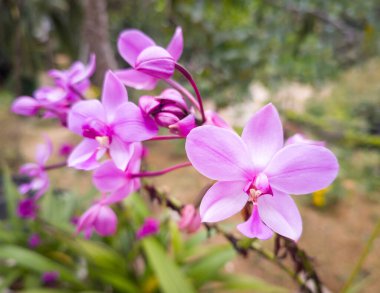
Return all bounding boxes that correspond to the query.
[11,96,40,116]
[265,144,339,195]
[242,104,283,170]
[36,137,53,166]
[77,204,100,234]
[93,160,127,192]
[258,191,302,241]
[114,69,158,90]
[158,88,187,110]
[68,100,106,135]
[71,53,96,84]
[117,29,155,66]
[200,181,248,222]
[169,114,196,137]
[94,205,117,236]
[109,137,134,171]
[67,139,100,170]
[185,126,255,181]
[166,27,183,61]
[112,102,158,143]
[135,46,175,79]
[237,206,273,239]
[205,110,231,129]
[101,71,128,120]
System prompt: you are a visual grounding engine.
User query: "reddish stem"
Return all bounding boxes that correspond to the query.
[148,135,184,141]
[131,162,192,178]
[43,162,67,171]
[165,78,200,111]
[174,63,206,123]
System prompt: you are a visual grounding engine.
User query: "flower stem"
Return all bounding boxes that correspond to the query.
[174,63,206,123]
[147,135,184,141]
[144,184,317,292]
[340,217,380,293]
[165,78,200,111]
[43,162,67,171]
[131,162,192,178]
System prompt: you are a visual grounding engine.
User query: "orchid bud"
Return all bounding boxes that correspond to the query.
[41,271,59,286]
[17,198,38,219]
[285,133,325,147]
[11,97,40,116]
[205,110,230,129]
[28,233,41,248]
[178,205,201,233]
[135,46,175,79]
[169,114,196,137]
[136,218,160,239]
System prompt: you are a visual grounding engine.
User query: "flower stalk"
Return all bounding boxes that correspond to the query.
[131,162,192,178]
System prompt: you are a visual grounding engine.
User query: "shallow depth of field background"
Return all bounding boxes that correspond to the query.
[0,1,379,292]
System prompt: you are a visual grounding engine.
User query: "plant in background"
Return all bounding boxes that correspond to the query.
[3,25,347,293]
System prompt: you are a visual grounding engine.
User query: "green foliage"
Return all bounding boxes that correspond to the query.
[0,170,285,292]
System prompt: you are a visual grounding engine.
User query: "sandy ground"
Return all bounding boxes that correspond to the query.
[3,108,380,293]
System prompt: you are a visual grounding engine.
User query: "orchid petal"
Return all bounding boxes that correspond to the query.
[117,29,155,66]
[109,137,134,171]
[114,69,158,90]
[242,103,283,170]
[102,71,128,120]
[265,144,339,195]
[185,126,254,181]
[166,27,183,61]
[68,139,100,170]
[68,100,106,135]
[135,46,175,79]
[93,160,127,192]
[112,102,158,142]
[94,205,117,236]
[258,191,302,241]
[36,138,53,166]
[71,53,96,84]
[200,181,248,222]
[237,206,273,239]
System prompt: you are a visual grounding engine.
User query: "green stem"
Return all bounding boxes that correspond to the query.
[340,217,380,293]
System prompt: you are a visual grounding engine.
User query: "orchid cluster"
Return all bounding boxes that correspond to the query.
[12,27,338,242]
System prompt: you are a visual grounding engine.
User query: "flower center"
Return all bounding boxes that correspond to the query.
[246,173,270,204]
[95,136,110,148]
[82,118,110,139]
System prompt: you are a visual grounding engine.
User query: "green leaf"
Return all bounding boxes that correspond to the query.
[0,245,81,287]
[93,271,139,293]
[185,245,236,287]
[20,289,72,293]
[217,273,288,293]
[142,237,196,293]
[2,165,21,227]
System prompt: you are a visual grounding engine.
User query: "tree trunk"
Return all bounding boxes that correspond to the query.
[82,0,117,86]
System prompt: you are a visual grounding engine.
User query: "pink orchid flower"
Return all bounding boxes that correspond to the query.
[76,201,117,238]
[286,133,325,147]
[116,27,183,90]
[12,86,70,125]
[92,142,143,204]
[136,218,160,239]
[18,138,52,199]
[67,71,157,170]
[185,104,339,241]
[48,54,96,102]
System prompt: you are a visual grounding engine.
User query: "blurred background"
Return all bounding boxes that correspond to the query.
[0,0,380,292]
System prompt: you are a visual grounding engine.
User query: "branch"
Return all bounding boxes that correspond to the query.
[143,184,323,292]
